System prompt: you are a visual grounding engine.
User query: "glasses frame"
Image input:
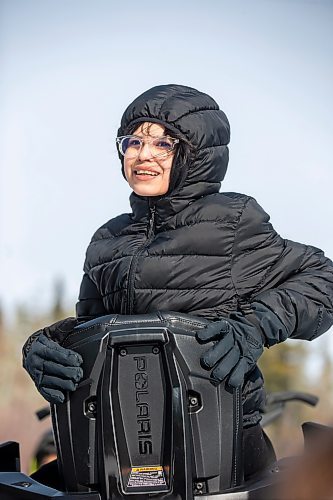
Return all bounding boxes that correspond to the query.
[116,135,180,159]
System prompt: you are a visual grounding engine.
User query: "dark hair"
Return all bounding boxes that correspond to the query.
[164,126,193,166]
[125,121,192,152]
[163,125,194,193]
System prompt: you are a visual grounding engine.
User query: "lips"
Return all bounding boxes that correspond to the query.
[134,165,160,177]
[134,169,159,177]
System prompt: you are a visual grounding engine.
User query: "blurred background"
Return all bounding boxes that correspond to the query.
[0,0,332,473]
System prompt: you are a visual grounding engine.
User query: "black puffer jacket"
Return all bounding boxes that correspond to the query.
[77,84,333,427]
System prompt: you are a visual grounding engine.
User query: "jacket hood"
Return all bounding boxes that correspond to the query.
[117,84,230,222]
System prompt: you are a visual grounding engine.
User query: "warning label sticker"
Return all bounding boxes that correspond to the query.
[127,465,166,488]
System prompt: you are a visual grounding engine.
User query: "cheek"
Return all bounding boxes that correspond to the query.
[123,159,132,181]
[161,156,174,174]
[163,169,171,183]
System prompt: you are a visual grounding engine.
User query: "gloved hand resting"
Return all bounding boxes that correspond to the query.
[22,317,83,404]
[196,303,288,388]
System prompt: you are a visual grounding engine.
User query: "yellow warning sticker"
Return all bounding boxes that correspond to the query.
[132,466,163,473]
[128,465,166,488]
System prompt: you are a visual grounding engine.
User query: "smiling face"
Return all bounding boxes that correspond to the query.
[123,123,176,197]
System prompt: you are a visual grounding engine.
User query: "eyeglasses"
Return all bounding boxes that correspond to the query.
[116,135,179,159]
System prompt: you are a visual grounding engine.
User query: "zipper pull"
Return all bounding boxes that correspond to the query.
[147,206,156,238]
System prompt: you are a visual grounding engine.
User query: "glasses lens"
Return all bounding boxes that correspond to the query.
[150,137,175,158]
[117,135,178,158]
[120,136,142,158]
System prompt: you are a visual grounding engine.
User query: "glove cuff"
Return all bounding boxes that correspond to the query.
[235,300,289,347]
[250,302,289,347]
[43,317,78,345]
[22,317,79,365]
[22,329,43,365]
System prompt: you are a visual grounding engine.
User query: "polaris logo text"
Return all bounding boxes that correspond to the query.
[134,356,152,455]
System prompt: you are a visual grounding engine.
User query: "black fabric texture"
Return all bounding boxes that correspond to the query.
[22,317,79,358]
[195,303,288,387]
[243,425,276,479]
[22,327,83,404]
[76,84,333,428]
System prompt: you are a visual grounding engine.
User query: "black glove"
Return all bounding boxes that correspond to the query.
[196,303,288,388]
[22,317,83,404]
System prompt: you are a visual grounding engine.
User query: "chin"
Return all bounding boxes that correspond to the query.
[132,185,168,197]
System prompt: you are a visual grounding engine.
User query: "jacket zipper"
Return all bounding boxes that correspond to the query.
[125,204,156,314]
[147,205,156,239]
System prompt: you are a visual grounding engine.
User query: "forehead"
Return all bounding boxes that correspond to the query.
[132,122,165,137]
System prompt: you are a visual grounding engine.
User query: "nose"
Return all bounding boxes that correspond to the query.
[138,140,153,161]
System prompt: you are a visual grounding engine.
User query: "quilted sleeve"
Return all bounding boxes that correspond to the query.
[231,197,333,341]
[76,273,108,321]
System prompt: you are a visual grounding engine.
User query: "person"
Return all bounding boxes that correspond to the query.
[22,84,333,479]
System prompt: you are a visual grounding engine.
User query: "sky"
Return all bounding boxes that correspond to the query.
[1,0,332,337]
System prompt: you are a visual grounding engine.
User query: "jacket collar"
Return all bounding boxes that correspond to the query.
[130,177,221,227]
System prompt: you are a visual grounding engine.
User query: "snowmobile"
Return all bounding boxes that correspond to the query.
[0,312,325,499]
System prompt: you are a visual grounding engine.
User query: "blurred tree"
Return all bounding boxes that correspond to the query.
[259,340,333,457]
[259,340,307,393]
[0,277,75,473]
[51,277,67,322]
[0,301,3,342]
